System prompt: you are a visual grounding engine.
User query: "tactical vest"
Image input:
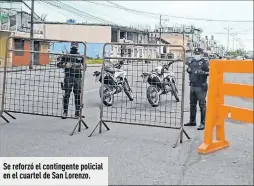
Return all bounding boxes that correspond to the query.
[188,59,208,86]
[64,54,83,78]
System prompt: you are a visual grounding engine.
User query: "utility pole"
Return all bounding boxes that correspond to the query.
[159,15,162,56]
[182,25,185,49]
[231,33,237,52]
[224,26,233,53]
[29,0,35,69]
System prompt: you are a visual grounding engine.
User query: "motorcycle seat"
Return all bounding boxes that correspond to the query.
[104,66,121,73]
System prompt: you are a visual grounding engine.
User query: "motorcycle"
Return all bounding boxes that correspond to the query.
[141,60,180,107]
[93,60,134,106]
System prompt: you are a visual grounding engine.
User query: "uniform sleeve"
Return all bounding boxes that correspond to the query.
[202,60,209,76]
[203,60,209,73]
[186,59,195,73]
[194,59,209,75]
[75,52,84,64]
[57,55,66,68]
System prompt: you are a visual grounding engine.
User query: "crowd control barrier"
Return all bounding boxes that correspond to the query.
[88,42,191,147]
[198,60,254,154]
[0,36,88,135]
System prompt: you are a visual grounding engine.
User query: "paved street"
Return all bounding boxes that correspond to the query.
[0,63,253,185]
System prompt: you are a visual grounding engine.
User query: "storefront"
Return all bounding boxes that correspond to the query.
[0,31,50,67]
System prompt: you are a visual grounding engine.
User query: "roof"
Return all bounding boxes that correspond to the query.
[33,21,149,34]
[155,38,170,44]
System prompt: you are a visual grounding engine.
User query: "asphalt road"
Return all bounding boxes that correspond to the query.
[0,62,253,185]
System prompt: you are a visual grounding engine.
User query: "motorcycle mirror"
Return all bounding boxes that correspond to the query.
[168,61,174,66]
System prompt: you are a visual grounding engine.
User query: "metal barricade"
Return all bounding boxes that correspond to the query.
[0,36,88,135]
[89,43,190,147]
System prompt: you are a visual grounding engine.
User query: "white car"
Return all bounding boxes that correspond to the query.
[236,56,245,60]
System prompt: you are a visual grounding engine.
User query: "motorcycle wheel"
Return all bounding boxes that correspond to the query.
[147,85,160,107]
[99,85,114,106]
[123,82,134,101]
[170,83,180,102]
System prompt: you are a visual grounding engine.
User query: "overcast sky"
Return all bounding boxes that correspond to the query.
[3,0,254,51]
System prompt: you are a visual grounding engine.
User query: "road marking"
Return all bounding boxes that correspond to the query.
[84,88,99,93]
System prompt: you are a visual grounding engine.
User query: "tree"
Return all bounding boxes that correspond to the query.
[226,49,246,57]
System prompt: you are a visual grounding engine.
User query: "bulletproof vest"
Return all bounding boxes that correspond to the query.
[189,59,208,86]
[64,51,83,78]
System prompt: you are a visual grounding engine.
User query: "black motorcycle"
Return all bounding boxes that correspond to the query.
[93,61,134,106]
[141,61,180,107]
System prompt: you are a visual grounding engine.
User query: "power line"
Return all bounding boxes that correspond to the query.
[106,1,158,19]
[40,0,117,25]
[78,1,141,26]
[83,0,158,19]
[36,1,70,19]
[84,1,253,23]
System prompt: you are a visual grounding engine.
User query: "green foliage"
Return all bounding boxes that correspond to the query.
[86,59,103,64]
[226,49,246,57]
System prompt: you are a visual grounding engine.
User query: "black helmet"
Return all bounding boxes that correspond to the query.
[70,42,79,49]
[194,48,204,55]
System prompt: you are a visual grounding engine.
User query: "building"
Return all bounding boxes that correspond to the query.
[202,35,225,57]
[149,31,189,59]
[33,22,152,59]
[0,9,49,67]
[149,25,203,55]
[157,34,189,60]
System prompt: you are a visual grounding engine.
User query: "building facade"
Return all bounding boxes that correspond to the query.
[34,22,152,59]
[149,25,203,55]
[0,9,48,67]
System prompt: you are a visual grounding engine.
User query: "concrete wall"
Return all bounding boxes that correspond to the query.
[0,31,11,68]
[35,24,112,43]
[50,42,111,59]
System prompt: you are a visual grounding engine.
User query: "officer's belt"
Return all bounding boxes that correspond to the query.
[189,82,203,87]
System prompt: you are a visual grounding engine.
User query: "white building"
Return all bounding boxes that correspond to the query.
[149,25,203,55]
[34,22,154,58]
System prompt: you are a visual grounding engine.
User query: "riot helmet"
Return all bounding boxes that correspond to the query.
[70,42,79,53]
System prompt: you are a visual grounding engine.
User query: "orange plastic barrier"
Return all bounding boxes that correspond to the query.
[198,60,254,154]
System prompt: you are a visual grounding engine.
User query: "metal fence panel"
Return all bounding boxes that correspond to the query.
[89,43,190,146]
[0,36,88,135]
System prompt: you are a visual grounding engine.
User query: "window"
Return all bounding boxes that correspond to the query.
[14,39,24,56]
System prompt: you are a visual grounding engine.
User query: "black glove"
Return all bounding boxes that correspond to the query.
[186,67,191,73]
[195,69,209,75]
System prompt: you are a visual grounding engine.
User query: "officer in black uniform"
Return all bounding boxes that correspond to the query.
[184,48,209,130]
[57,42,84,119]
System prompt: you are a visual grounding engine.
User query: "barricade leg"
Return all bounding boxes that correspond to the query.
[198,61,229,154]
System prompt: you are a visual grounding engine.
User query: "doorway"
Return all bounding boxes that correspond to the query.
[33,41,40,65]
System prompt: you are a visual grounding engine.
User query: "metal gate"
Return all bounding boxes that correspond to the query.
[89,43,190,147]
[0,36,88,135]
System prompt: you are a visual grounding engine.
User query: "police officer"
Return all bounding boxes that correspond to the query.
[184,48,209,130]
[57,42,84,119]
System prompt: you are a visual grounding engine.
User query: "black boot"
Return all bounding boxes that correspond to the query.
[197,103,206,130]
[197,123,205,130]
[184,110,196,126]
[184,120,197,126]
[74,93,81,119]
[61,111,68,119]
[185,101,197,126]
[62,92,70,119]
[75,111,80,118]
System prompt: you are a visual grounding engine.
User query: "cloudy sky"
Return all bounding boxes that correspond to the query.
[3,0,254,51]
